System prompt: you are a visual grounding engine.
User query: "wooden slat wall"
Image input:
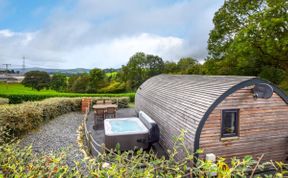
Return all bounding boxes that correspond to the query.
[199,86,288,162]
[135,75,254,158]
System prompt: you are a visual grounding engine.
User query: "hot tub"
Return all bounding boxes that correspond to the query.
[104,117,149,151]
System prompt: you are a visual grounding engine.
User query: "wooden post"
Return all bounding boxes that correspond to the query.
[88,131,92,155]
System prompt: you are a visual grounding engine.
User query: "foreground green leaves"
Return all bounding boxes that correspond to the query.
[1,131,287,177]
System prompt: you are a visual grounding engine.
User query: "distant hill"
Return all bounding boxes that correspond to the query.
[11,67,90,74]
[11,67,120,74]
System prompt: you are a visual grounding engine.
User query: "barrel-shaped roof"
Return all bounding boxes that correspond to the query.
[135,74,288,153]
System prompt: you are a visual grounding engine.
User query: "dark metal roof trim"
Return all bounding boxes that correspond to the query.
[194,78,288,156]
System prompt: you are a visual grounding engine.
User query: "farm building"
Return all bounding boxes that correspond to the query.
[135,75,288,162]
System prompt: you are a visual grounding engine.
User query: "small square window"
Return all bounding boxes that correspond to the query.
[221,109,239,138]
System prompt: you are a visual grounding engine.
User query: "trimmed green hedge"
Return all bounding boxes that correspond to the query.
[0,98,81,143]
[0,93,135,104]
[0,96,129,143]
[90,97,129,108]
[0,98,81,142]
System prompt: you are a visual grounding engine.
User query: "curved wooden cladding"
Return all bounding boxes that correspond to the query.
[199,86,288,162]
[135,94,196,157]
[135,75,254,158]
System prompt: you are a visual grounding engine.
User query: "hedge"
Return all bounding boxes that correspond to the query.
[0,96,129,143]
[0,93,135,104]
[90,97,129,108]
[0,98,81,143]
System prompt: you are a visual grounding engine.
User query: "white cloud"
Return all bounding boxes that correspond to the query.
[0,31,190,69]
[0,0,224,69]
[0,29,14,37]
[63,33,190,68]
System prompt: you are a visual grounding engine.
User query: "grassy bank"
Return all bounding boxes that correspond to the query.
[0,83,135,103]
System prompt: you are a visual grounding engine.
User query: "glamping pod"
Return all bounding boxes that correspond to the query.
[135,75,288,162]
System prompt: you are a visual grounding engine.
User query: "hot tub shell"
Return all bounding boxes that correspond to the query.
[104,117,149,151]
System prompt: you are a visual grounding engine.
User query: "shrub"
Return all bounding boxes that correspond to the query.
[90,97,129,108]
[0,142,80,177]
[0,131,287,177]
[0,93,135,104]
[0,96,130,142]
[0,98,81,142]
[115,97,129,108]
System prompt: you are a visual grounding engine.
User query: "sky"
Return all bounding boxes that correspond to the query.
[0,0,224,69]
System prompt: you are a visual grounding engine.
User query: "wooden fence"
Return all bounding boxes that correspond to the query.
[82,106,119,156]
[82,107,103,156]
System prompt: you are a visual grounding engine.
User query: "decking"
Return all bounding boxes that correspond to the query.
[86,108,167,157]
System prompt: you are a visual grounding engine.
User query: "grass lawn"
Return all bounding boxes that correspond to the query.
[0,83,133,96]
[0,83,60,95]
[0,82,135,103]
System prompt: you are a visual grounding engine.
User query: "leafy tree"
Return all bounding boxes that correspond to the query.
[207,0,288,84]
[177,57,201,74]
[146,54,165,76]
[22,71,50,91]
[259,66,286,85]
[201,58,222,75]
[121,52,164,90]
[50,73,67,92]
[87,68,106,93]
[164,61,178,74]
[67,74,79,92]
[71,73,89,93]
[123,52,147,90]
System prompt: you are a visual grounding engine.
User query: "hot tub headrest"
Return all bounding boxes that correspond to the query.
[139,111,159,144]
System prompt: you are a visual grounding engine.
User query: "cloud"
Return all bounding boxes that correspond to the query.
[0,31,190,68]
[0,29,15,37]
[63,33,190,68]
[0,0,223,69]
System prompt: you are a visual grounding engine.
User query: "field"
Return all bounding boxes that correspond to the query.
[0,83,60,95]
[0,83,135,103]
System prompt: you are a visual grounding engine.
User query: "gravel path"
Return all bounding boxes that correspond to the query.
[20,112,84,165]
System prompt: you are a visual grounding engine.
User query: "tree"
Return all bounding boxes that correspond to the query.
[207,0,288,84]
[121,52,164,90]
[22,71,50,91]
[70,73,89,93]
[50,73,67,92]
[164,61,178,74]
[67,74,79,92]
[177,57,201,74]
[145,54,164,76]
[87,68,106,93]
[123,52,147,90]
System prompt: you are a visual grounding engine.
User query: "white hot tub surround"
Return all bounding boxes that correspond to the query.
[104,117,149,136]
[104,117,150,151]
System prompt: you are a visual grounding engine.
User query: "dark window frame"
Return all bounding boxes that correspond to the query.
[221,109,239,138]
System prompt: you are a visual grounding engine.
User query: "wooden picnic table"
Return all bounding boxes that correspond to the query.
[92,104,118,109]
[93,104,118,129]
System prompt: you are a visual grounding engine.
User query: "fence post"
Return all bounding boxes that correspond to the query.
[88,131,92,155]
